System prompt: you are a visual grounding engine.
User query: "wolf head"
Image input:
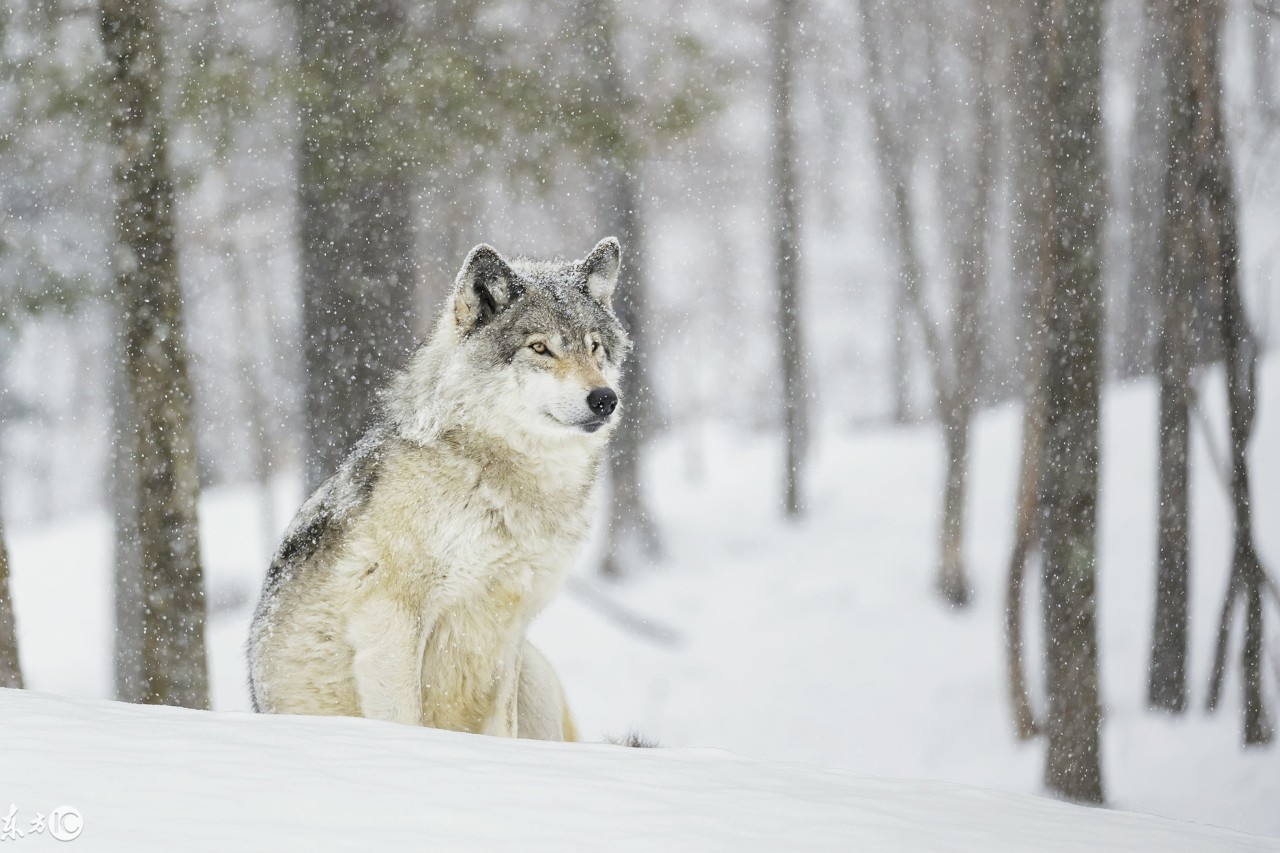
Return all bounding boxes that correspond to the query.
[388,238,632,448]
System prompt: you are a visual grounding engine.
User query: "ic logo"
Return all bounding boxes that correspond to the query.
[48,806,83,842]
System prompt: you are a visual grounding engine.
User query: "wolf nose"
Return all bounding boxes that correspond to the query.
[587,387,618,418]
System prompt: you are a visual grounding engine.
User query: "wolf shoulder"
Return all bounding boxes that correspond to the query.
[261,423,395,593]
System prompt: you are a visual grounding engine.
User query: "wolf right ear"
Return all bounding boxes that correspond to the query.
[454,244,519,332]
[580,237,621,307]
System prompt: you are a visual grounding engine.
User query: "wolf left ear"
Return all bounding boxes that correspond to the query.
[455,244,519,332]
[580,237,621,307]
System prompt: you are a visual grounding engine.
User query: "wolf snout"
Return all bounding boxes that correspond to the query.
[586,387,618,418]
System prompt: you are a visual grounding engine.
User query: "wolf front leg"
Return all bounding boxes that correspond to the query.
[347,596,425,726]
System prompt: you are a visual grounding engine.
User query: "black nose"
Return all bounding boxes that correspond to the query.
[586,387,618,418]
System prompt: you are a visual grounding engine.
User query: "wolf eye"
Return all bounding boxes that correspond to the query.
[529,341,549,355]
[590,340,600,354]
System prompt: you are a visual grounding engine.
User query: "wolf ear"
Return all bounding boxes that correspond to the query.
[580,237,621,307]
[455,244,519,332]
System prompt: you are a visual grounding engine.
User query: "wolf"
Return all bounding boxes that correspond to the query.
[247,237,630,741]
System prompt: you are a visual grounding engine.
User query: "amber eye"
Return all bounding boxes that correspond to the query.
[529,341,548,355]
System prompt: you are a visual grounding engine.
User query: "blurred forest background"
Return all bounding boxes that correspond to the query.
[0,0,1278,828]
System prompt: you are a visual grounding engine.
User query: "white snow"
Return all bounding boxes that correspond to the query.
[1,687,1276,851]
[4,358,1279,844]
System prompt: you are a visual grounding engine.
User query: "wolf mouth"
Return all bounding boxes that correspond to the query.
[544,412,610,433]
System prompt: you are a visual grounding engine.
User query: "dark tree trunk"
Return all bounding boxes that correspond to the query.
[1033,0,1107,804]
[1196,0,1273,747]
[578,0,663,579]
[100,0,210,708]
[1147,0,1198,715]
[297,0,418,492]
[0,513,22,690]
[771,0,807,517]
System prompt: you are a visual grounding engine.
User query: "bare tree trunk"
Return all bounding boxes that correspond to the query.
[1146,0,1200,715]
[1000,0,1049,743]
[771,0,807,518]
[1034,0,1107,805]
[1197,0,1273,747]
[100,0,210,708]
[936,6,995,608]
[297,0,418,492]
[0,512,22,690]
[577,0,663,579]
[1254,5,1277,125]
[858,0,920,430]
[1120,8,1170,379]
[1004,262,1052,741]
[109,319,145,703]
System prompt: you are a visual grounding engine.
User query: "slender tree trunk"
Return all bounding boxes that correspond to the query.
[297,0,417,492]
[1254,6,1277,124]
[1002,0,1049,739]
[771,0,807,517]
[859,0,919,429]
[578,0,662,578]
[100,0,210,708]
[0,513,22,690]
[936,7,995,608]
[1196,0,1273,746]
[1147,0,1197,714]
[1004,260,1052,741]
[1034,0,1107,805]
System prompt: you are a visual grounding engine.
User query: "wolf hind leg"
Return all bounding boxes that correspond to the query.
[348,597,424,726]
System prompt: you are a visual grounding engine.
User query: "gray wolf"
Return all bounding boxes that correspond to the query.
[247,238,630,741]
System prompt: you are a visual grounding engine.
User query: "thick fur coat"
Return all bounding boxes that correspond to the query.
[247,238,630,740]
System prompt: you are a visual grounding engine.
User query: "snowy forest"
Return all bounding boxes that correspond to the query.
[1,0,1278,846]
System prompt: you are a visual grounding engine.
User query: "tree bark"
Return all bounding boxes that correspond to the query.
[297,0,418,492]
[100,0,210,708]
[771,0,807,518]
[1033,0,1107,804]
[109,317,145,703]
[577,0,663,578]
[1147,0,1197,715]
[0,512,22,690]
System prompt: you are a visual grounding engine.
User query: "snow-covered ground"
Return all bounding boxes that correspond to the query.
[5,359,1279,842]
[2,687,1277,851]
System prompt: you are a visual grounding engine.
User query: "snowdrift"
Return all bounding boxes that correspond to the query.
[1,689,1274,852]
